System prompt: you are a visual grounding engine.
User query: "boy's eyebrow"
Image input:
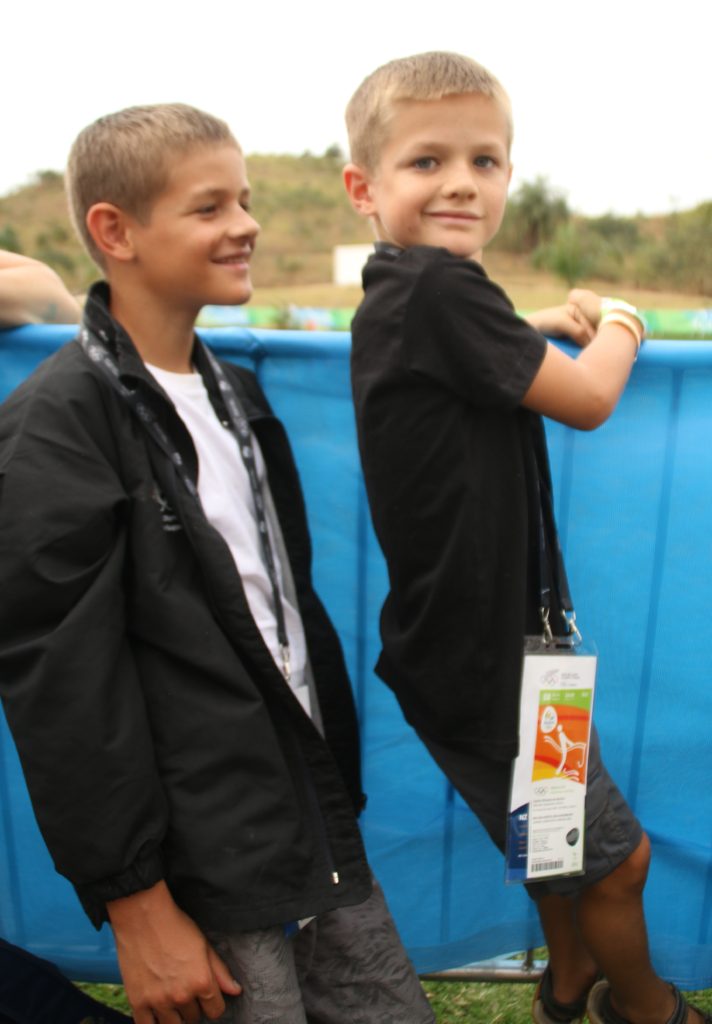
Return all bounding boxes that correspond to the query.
[404,135,507,151]
[187,184,251,203]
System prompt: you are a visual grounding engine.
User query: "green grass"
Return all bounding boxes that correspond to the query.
[76,981,131,1014]
[423,978,537,1022]
[78,978,712,1023]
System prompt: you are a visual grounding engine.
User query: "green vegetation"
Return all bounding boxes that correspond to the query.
[494,178,711,298]
[77,978,712,1023]
[1,153,709,301]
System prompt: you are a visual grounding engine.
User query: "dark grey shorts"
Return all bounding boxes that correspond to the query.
[419,725,643,899]
[202,875,434,1024]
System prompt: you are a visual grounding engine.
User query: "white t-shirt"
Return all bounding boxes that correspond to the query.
[146,363,310,715]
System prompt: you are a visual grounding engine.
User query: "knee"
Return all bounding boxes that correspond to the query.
[592,832,651,899]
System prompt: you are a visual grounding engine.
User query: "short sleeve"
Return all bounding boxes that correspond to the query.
[402,254,547,408]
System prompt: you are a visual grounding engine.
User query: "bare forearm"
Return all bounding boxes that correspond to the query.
[0,254,81,325]
[523,293,642,430]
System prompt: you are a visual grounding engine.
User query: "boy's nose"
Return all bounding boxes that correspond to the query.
[229,206,260,240]
[442,164,477,199]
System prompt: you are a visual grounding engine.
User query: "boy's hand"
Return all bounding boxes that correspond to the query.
[525,301,597,348]
[107,880,242,1023]
[567,288,603,330]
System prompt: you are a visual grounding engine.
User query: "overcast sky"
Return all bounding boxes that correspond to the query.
[3,0,709,217]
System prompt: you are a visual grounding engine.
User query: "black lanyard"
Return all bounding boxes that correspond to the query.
[529,416,581,645]
[79,326,292,681]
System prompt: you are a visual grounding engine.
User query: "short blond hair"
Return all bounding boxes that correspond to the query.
[345,51,512,172]
[66,103,237,266]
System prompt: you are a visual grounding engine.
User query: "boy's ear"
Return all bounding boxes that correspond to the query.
[343,163,377,217]
[85,203,137,263]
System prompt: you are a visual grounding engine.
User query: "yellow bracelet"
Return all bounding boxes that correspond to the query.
[600,311,642,358]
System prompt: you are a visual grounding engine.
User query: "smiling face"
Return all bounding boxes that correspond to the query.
[126,143,259,313]
[346,93,512,262]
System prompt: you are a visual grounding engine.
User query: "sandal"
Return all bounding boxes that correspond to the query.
[587,979,712,1024]
[532,965,594,1024]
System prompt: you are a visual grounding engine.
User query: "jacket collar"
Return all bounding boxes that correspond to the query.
[83,281,151,385]
[82,281,263,424]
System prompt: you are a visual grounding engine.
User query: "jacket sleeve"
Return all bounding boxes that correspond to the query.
[0,367,168,927]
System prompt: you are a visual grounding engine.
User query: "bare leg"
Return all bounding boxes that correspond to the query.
[575,833,676,1024]
[537,893,598,1004]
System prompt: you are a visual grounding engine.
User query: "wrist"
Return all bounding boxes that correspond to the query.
[599,297,646,360]
[601,297,646,338]
[599,310,643,358]
[107,879,172,928]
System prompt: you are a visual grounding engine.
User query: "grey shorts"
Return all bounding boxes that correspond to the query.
[419,725,643,899]
[202,875,434,1024]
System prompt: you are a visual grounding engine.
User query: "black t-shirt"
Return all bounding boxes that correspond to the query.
[351,244,551,761]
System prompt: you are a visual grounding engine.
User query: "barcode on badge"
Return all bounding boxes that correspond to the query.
[531,860,564,873]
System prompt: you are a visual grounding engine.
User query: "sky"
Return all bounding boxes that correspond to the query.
[3,0,709,217]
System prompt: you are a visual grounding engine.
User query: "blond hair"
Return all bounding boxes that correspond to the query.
[66,103,237,266]
[345,51,512,171]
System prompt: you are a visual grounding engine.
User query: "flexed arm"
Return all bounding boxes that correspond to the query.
[522,289,643,430]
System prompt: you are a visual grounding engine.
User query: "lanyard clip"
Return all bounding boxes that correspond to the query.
[540,607,554,645]
[561,610,583,646]
[280,643,291,683]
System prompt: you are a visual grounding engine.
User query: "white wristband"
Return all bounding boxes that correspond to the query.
[600,311,642,358]
[601,297,647,340]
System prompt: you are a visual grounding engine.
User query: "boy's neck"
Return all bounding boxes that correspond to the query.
[107,278,198,374]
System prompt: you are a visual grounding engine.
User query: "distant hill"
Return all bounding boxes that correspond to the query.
[0,153,373,293]
[1,153,710,302]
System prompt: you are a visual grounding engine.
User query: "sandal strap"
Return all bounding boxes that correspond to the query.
[599,987,633,1024]
[602,982,710,1024]
[671,985,712,1024]
[540,966,590,1022]
[667,986,688,1024]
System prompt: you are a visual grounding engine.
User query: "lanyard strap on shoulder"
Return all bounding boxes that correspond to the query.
[79,327,292,680]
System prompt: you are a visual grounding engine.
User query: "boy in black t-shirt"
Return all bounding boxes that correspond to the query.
[344,51,708,1024]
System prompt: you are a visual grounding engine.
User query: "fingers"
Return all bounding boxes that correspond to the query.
[196,987,228,1022]
[209,945,243,997]
[567,303,596,343]
[132,1004,184,1024]
[181,951,236,1022]
[125,962,234,1024]
[131,983,228,1024]
[185,946,241,1020]
[567,288,602,329]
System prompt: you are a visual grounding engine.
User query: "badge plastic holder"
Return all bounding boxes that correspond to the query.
[505,624,597,885]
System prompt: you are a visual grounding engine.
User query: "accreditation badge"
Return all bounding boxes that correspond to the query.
[505,637,597,884]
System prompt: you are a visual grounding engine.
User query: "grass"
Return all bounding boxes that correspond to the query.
[78,977,712,1023]
[423,978,538,1022]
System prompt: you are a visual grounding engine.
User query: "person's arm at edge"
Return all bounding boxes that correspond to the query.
[0,250,81,326]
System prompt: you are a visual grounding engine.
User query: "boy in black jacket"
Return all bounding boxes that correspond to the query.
[0,104,433,1024]
[344,51,709,1024]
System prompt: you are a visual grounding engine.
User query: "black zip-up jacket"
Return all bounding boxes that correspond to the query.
[0,284,371,931]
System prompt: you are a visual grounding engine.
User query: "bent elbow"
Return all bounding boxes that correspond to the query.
[576,386,618,431]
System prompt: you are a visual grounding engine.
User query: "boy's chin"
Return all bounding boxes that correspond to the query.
[441,242,484,262]
[211,284,253,307]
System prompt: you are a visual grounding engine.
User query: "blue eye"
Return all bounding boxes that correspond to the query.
[413,156,436,170]
[474,155,495,169]
[196,203,218,215]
